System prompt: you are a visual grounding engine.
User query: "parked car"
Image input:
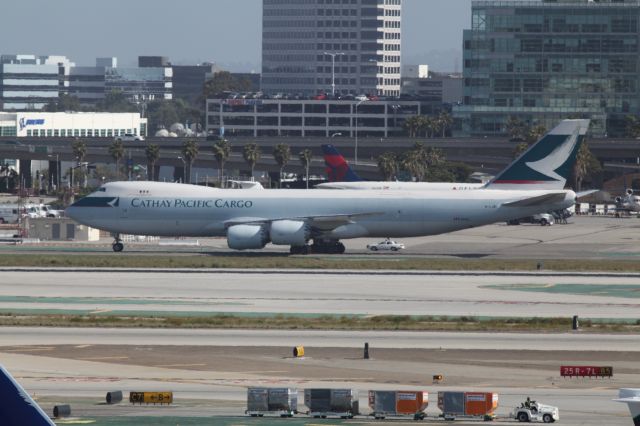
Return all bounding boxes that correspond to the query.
[367,239,405,252]
[507,213,555,226]
[115,133,144,142]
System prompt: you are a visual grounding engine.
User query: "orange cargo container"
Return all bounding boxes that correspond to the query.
[464,392,498,416]
[396,391,428,414]
[438,391,499,419]
[368,390,428,418]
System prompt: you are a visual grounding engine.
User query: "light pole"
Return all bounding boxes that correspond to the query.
[177,156,186,183]
[354,99,368,166]
[323,52,345,96]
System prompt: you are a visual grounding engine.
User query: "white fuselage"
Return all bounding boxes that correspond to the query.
[66,182,575,240]
[316,181,485,191]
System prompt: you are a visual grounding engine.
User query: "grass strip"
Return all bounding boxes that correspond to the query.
[3,253,640,272]
[0,313,638,333]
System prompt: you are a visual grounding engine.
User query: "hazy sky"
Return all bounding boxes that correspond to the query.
[1,0,472,72]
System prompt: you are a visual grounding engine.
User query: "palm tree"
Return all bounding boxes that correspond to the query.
[424,116,437,138]
[298,148,313,189]
[243,143,261,181]
[181,140,200,184]
[573,142,601,191]
[401,150,425,182]
[425,147,445,167]
[625,115,640,138]
[438,112,453,138]
[108,140,125,179]
[212,139,232,184]
[273,143,291,187]
[145,144,160,181]
[377,152,397,181]
[403,116,421,138]
[71,140,88,187]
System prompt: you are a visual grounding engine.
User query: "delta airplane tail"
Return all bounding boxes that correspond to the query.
[321,144,363,182]
[615,388,640,426]
[486,119,590,190]
[0,364,55,425]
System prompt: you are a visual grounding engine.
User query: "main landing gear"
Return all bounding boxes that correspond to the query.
[112,234,124,252]
[289,240,346,255]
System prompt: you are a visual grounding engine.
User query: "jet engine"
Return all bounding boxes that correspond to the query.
[627,189,634,196]
[270,220,311,246]
[227,224,269,250]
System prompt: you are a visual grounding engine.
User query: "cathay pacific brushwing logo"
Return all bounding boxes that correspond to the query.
[107,197,120,208]
[524,132,578,182]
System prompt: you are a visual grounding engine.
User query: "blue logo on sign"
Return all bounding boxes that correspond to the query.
[19,118,45,130]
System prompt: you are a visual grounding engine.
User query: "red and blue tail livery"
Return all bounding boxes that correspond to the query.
[486,119,590,190]
[0,364,55,425]
[321,144,363,182]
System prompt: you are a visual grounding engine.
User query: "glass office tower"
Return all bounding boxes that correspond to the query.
[455,0,640,137]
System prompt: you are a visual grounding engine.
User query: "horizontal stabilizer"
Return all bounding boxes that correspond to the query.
[503,192,568,207]
[614,388,640,426]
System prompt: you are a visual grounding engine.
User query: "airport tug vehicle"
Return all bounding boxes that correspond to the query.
[512,398,559,423]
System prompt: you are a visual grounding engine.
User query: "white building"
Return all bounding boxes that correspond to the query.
[261,0,402,97]
[0,112,147,138]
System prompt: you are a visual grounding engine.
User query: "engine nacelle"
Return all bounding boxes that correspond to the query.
[615,196,623,203]
[270,220,311,246]
[227,224,269,250]
[627,189,634,196]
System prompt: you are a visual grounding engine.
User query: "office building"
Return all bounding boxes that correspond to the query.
[262,0,402,97]
[401,65,463,104]
[455,0,640,137]
[0,112,147,138]
[0,55,75,110]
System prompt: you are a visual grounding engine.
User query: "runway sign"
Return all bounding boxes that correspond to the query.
[560,366,613,378]
[129,391,173,404]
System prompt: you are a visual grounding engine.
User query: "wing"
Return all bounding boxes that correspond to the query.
[224,212,382,231]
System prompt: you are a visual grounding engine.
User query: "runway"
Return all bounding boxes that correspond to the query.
[2,327,640,351]
[0,270,639,318]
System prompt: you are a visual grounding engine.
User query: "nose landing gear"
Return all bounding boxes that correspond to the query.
[112,234,124,252]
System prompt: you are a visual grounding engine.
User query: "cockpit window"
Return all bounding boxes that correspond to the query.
[98,187,106,192]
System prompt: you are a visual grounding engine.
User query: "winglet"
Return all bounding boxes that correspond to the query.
[486,119,590,190]
[321,144,363,182]
[0,364,55,425]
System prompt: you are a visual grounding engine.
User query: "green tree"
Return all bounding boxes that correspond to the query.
[573,142,602,191]
[44,94,83,112]
[424,116,438,138]
[505,116,527,141]
[526,124,547,144]
[438,112,453,138]
[242,143,262,180]
[298,149,313,189]
[273,143,291,187]
[146,98,202,134]
[513,142,530,159]
[377,152,398,181]
[96,90,138,113]
[625,115,640,138]
[108,140,125,179]
[145,144,160,181]
[181,140,200,184]
[71,139,88,187]
[203,71,253,99]
[212,139,232,183]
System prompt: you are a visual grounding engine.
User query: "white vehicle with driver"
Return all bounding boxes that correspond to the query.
[367,239,405,252]
[512,398,559,423]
